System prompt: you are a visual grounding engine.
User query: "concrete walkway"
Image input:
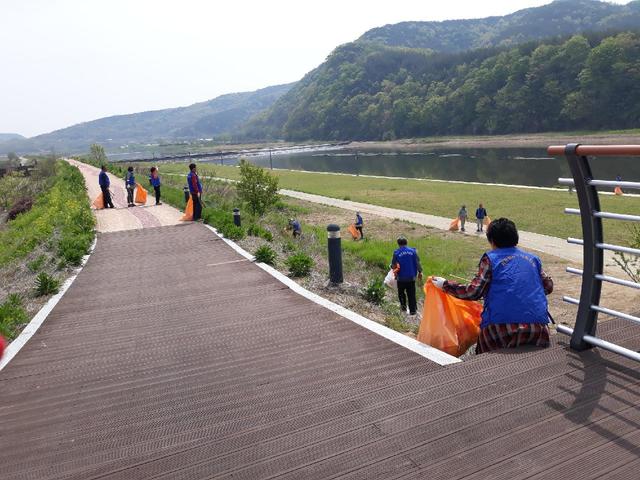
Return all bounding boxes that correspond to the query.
[67,159,182,232]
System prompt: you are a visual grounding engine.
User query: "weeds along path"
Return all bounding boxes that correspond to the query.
[67,159,182,232]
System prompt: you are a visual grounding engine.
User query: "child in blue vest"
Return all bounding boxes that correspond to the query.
[391,236,423,319]
[149,166,161,205]
[432,218,553,353]
[125,166,135,207]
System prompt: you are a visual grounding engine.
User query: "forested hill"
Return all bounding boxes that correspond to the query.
[360,0,640,53]
[242,30,640,141]
[0,83,294,154]
[0,133,24,144]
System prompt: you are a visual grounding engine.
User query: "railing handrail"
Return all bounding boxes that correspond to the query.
[548,145,640,157]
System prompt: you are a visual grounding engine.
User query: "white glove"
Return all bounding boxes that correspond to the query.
[432,277,446,289]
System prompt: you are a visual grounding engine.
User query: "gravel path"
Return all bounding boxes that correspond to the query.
[67,159,183,232]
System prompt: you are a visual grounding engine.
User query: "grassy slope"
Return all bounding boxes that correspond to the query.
[0,161,95,339]
[153,163,640,245]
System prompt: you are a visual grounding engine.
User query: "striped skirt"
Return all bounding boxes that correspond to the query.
[476,323,550,354]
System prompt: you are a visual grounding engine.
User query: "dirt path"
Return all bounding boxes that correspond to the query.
[67,159,183,232]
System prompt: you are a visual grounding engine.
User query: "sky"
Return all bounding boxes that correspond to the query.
[0,0,629,137]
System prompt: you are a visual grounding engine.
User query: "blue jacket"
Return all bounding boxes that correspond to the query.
[98,171,110,188]
[291,220,301,232]
[476,208,487,219]
[149,173,161,187]
[391,246,422,281]
[125,171,135,187]
[481,247,549,329]
[355,214,363,226]
[187,171,202,194]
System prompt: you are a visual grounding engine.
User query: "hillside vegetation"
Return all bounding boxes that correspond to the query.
[243,30,640,141]
[360,0,640,52]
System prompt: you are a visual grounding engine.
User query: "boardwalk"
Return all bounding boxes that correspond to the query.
[2,221,640,479]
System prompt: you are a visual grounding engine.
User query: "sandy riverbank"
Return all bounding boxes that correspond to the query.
[349,131,640,150]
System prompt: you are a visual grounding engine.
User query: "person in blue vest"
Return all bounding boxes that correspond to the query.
[391,236,423,319]
[187,163,203,221]
[125,166,136,207]
[98,165,115,209]
[475,203,487,232]
[432,218,553,354]
[355,212,364,239]
[288,218,302,238]
[148,166,162,205]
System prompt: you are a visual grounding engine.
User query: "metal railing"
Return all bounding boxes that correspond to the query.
[547,144,640,362]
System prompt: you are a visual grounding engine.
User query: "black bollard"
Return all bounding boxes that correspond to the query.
[233,208,241,227]
[327,224,343,284]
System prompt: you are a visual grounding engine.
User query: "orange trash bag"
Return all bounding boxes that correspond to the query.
[417,277,483,357]
[134,183,148,204]
[92,193,104,209]
[449,218,460,231]
[348,224,359,239]
[180,196,193,221]
[614,186,624,196]
[483,216,492,227]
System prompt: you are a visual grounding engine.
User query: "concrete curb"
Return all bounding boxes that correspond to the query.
[203,224,461,366]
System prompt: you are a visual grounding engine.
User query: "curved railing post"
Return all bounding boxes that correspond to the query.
[565,143,604,350]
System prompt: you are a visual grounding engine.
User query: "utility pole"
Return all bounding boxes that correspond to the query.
[269,149,273,170]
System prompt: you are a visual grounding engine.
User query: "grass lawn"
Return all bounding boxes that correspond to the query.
[151,163,640,246]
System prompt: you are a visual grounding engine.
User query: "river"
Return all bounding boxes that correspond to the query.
[202,146,638,188]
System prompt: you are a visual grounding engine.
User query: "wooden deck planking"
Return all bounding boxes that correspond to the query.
[1,223,639,479]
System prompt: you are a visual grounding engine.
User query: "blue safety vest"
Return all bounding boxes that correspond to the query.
[481,247,548,329]
[392,246,419,281]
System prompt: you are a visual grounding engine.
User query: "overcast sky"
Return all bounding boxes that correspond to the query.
[0,0,629,137]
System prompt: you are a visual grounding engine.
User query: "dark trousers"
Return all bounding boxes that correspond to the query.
[101,186,114,208]
[153,186,161,204]
[356,226,363,238]
[127,186,134,205]
[397,280,417,315]
[192,193,202,220]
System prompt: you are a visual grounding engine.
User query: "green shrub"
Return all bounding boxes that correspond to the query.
[236,159,279,215]
[0,293,28,339]
[34,272,60,296]
[247,223,273,242]
[58,233,91,266]
[281,240,296,253]
[27,255,47,272]
[254,245,277,265]
[363,277,386,305]
[219,222,245,240]
[285,252,314,277]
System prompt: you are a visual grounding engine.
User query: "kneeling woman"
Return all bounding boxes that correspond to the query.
[432,218,553,354]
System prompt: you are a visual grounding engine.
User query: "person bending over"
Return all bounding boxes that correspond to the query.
[355,212,364,239]
[432,218,553,354]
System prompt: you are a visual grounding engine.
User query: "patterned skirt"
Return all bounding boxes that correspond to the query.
[476,323,550,354]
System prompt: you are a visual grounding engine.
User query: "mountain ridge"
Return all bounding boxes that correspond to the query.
[0,83,295,154]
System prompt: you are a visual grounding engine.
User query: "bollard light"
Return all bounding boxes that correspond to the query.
[233,208,241,227]
[327,224,343,284]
